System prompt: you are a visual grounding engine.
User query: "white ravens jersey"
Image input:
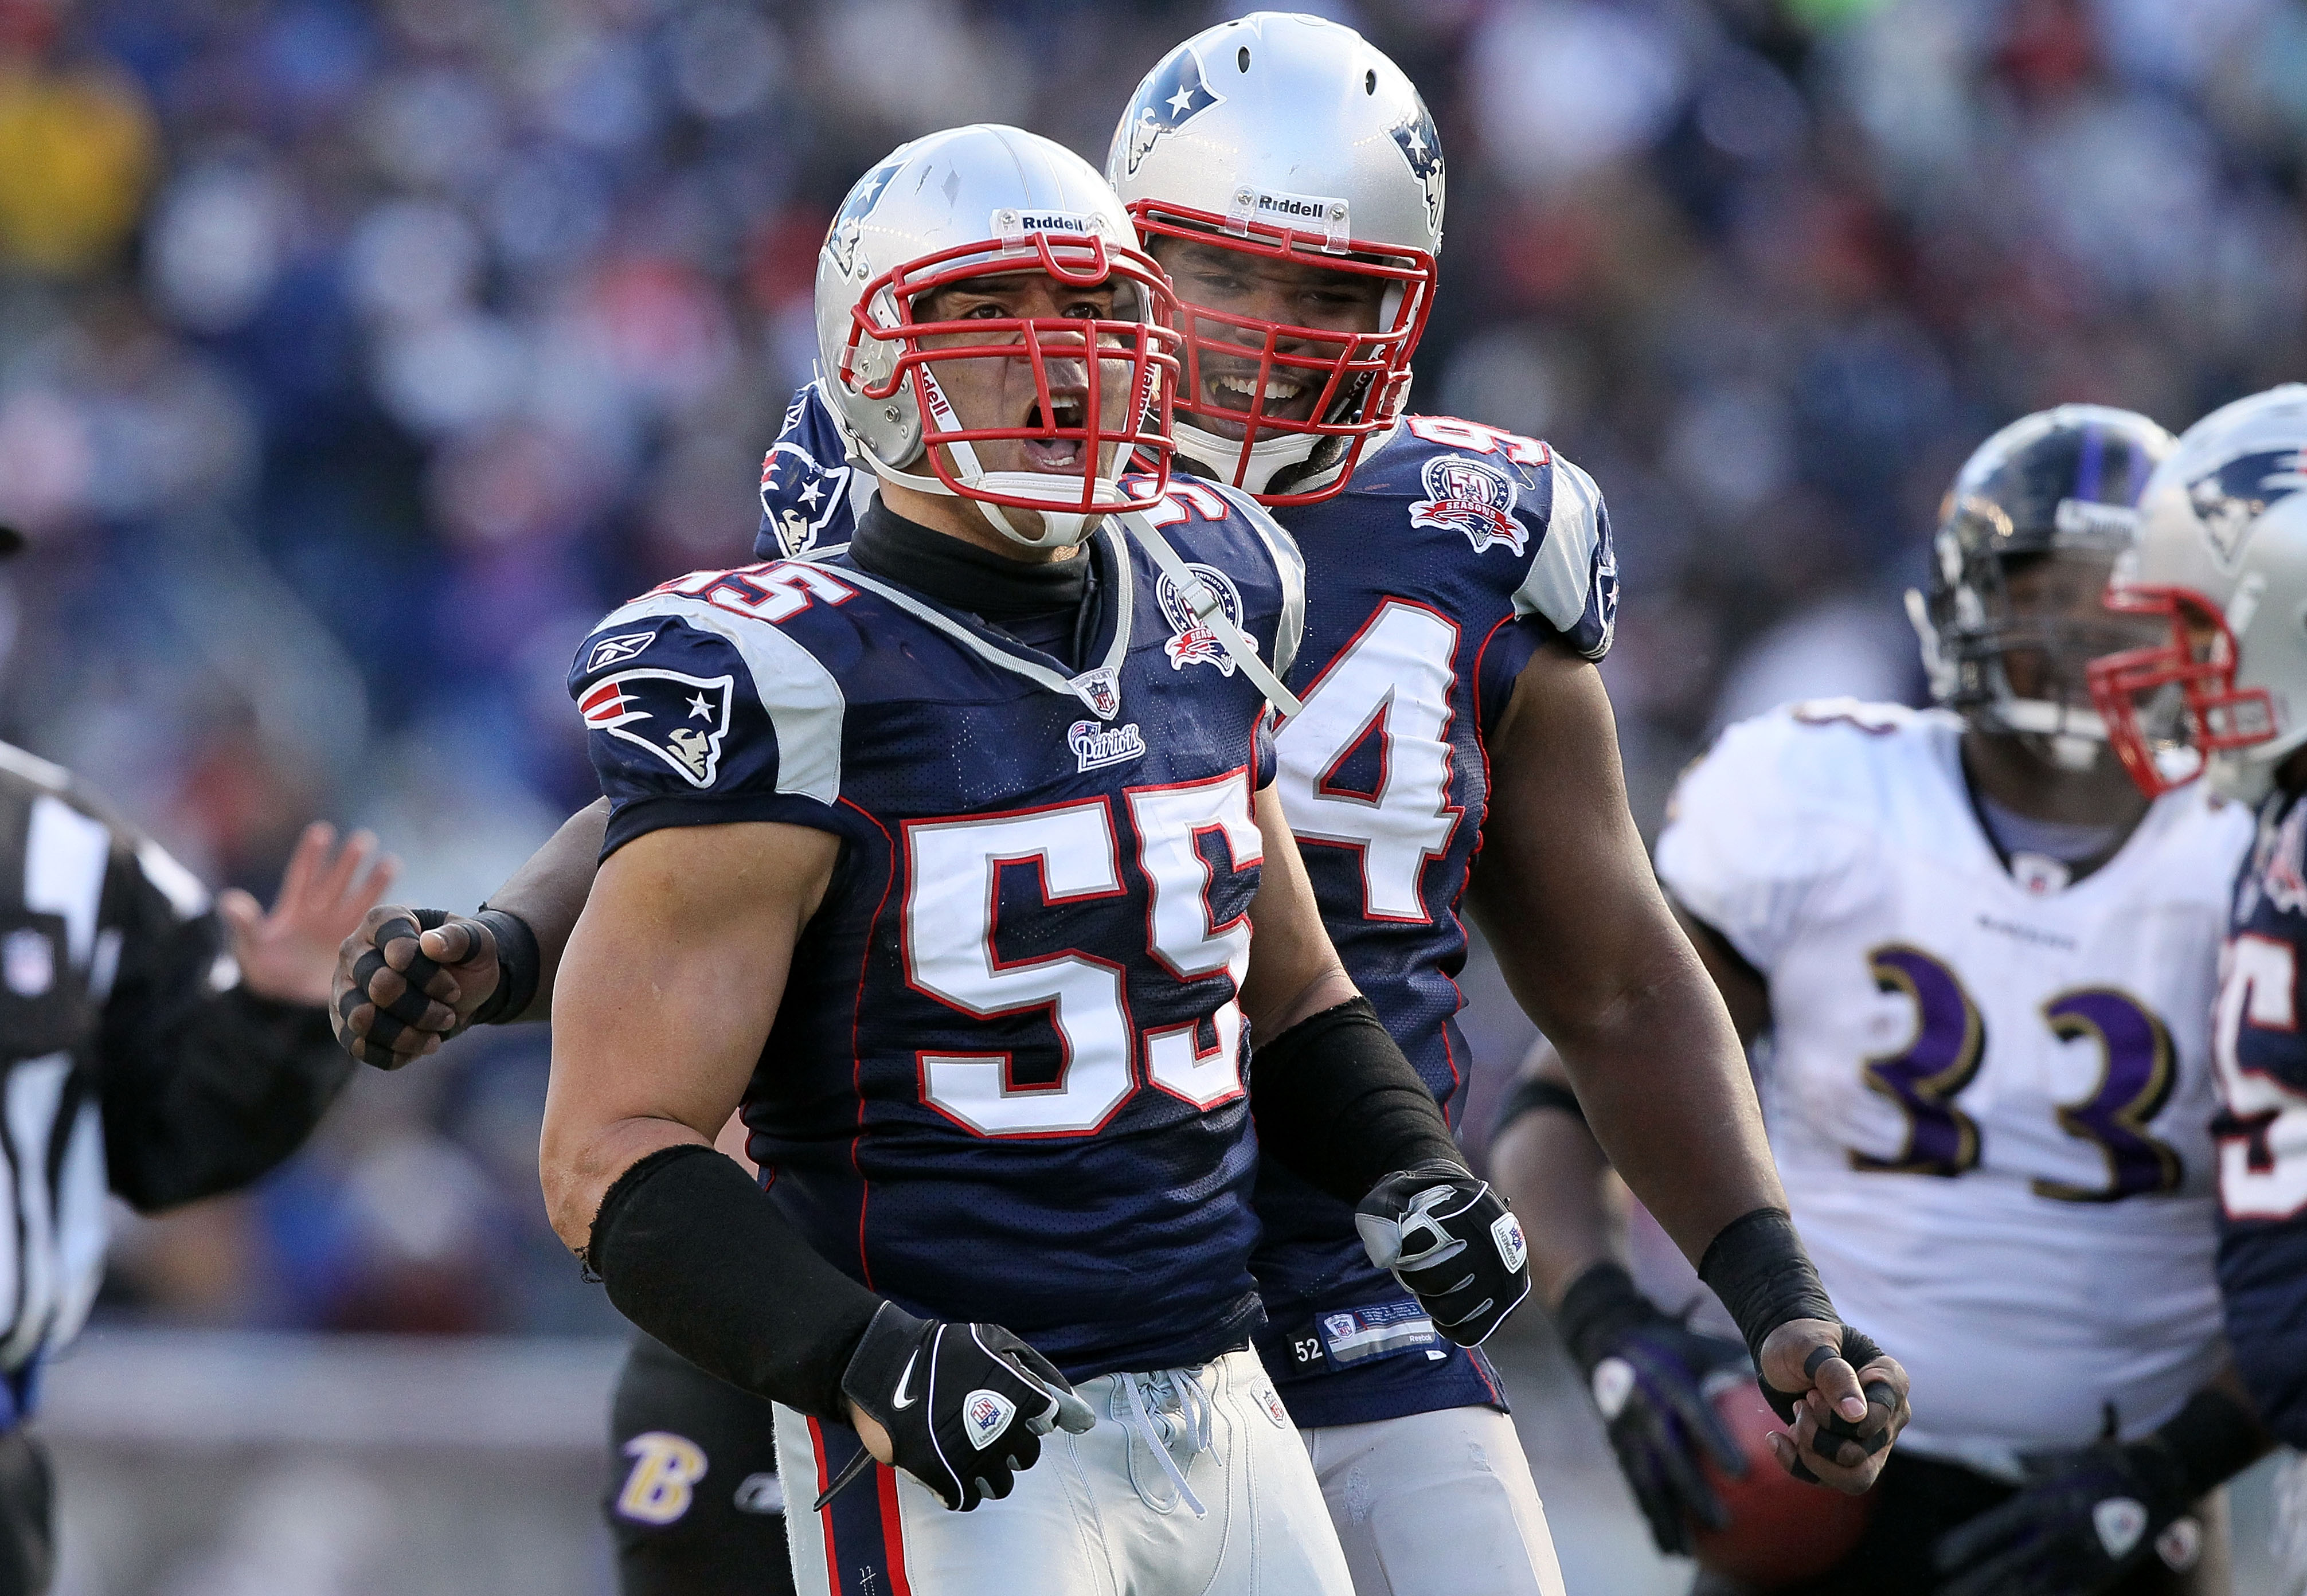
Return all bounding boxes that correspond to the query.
[1656,699,2251,1474]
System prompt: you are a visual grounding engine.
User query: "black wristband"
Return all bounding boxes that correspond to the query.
[1696,1207,1836,1380]
[587,1142,881,1421]
[469,905,541,1026]
[1554,1261,1653,1376]
[1249,996,1459,1204]
[1494,1074,1586,1138]
[2150,1387,2268,1498]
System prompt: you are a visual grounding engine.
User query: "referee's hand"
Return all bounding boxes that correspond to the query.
[222,823,397,1008]
[332,905,498,1069]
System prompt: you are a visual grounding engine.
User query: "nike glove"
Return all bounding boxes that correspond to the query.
[839,1301,1096,1511]
[1355,1160,1531,1347]
[1556,1262,1751,1556]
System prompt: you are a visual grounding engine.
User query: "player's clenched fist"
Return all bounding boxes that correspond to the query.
[1753,1322,1909,1493]
[331,905,514,1068]
[1355,1160,1531,1346]
[840,1303,1096,1511]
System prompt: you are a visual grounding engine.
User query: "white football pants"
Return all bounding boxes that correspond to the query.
[776,1346,1353,1596]
[1300,1406,1569,1596]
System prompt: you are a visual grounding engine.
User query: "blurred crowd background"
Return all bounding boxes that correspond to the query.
[0,0,2301,1344]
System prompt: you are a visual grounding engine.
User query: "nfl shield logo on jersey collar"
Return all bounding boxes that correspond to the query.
[1409,455,1527,556]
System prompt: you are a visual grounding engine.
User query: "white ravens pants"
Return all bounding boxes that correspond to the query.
[776,1346,1353,1596]
[1301,1407,1568,1596]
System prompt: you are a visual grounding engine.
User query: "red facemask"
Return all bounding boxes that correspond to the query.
[836,228,1184,519]
[2086,583,2278,797]
[1127,198,1434,506]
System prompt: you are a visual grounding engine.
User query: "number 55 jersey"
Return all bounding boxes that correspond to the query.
[1655,701,2251,1473]
[2214,794,2307,1448]
[573,489,1303,1383]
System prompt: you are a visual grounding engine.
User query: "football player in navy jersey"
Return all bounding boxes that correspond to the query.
[2095,386,2307,1453]
[337,20,1910,1596]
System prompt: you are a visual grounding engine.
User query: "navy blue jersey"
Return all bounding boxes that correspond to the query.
[578,488,1306,1382]
[750,392,1617,1427]
[2216,791,2307,1447]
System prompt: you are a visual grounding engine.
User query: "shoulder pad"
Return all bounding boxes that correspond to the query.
[756,381,865,562]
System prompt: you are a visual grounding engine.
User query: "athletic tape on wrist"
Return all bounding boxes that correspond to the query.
[470,905,541,1026]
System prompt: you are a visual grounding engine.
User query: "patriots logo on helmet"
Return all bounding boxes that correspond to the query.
[1410,455,1524,554]
[2190,448,2307,566]
[826,158,901,279]
[1121,45,1225,177]
[579,668,734,788]
[1156,562,1252,674]
[760,439,853,558]
[1389,105,1445,233]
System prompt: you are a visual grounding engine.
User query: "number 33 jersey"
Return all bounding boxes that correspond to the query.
[573,494,1302,1384]
[1656,701,2251,1470]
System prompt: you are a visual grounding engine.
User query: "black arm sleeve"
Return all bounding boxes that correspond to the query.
[1248,996,1461,1203]
[588,1143,882,1422]
[96,853,352,1214]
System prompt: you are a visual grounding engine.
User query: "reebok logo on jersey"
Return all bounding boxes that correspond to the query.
[1409,455,1526,555]
[586,630,657,672]
[963,1388,1017,1450]
[1069,721,1145,773]
[580,668,734,788]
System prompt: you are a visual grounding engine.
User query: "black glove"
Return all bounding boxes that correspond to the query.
[1933,1440,2197,1595]
[1354,1160,1531,1347]
[1555,1262,1750,1556]
[839,1302,1097,1511]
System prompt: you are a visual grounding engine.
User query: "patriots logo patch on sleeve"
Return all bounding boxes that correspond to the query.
[579,668,735,788]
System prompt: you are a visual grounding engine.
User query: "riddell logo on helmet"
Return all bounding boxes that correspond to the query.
[1226,186,1350,248]
[994,209,1100,238]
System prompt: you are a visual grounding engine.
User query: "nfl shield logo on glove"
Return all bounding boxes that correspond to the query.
[963,1388,1018,1451]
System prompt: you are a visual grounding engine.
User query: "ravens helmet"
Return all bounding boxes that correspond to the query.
[1906,405,2178,769]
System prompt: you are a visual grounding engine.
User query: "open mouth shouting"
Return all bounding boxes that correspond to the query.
[1194,354,1320,438]
[1018,393,1089,472]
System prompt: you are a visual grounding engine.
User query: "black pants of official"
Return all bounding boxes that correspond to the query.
[1690,1449,2191,1596]
[606,1333,796,1596]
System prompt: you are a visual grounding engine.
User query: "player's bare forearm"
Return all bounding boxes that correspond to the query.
[487,796,610,1019]
[1489,1040,1627,1304]
[1467,646,1783,1266]
[1238,780,1358,1034]
[540,819,836,1253]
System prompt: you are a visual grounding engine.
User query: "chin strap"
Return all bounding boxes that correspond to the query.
[1119,508,1303,721]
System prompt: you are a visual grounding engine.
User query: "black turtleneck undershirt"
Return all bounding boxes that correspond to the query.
[847,499,1102,671]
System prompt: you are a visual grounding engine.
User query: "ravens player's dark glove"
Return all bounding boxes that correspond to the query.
[839,1302,1096,1511]
[1355,1160,1531,1347]
[1555,1261,1750,1556]
[1933,1437,2199,1596]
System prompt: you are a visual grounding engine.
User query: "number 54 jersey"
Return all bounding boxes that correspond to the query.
[571,492,1303,1384]
[1656,701,2251,1472]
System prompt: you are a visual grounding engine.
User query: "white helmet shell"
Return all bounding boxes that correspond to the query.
[1106,13,1444,502]
[2124,382,2307,801]
[814,124,1177,548]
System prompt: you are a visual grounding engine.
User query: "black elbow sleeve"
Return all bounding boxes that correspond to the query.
[1249,996,1460,1203]
[588,1143,881,1422]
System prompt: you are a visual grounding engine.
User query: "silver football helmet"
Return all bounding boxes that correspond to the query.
[1106,13,1444,504]
[2093,384,2307,803]
[814,124,1182,549]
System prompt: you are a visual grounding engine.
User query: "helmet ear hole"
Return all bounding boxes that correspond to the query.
[1237,45,1249,72]
[1366,69,1377,94]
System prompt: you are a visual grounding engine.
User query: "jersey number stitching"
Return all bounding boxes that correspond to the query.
[1274,600,1461,924]
[2213,934,2307,1221]
[1855,942,2183,1201]
[901,774,1258,1137]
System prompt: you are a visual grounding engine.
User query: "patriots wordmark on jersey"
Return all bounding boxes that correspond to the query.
[2214,792,2307,1447]
[576,480,1305,1382]
[1656,700,2250,1474]
[752,385,1619,1430]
